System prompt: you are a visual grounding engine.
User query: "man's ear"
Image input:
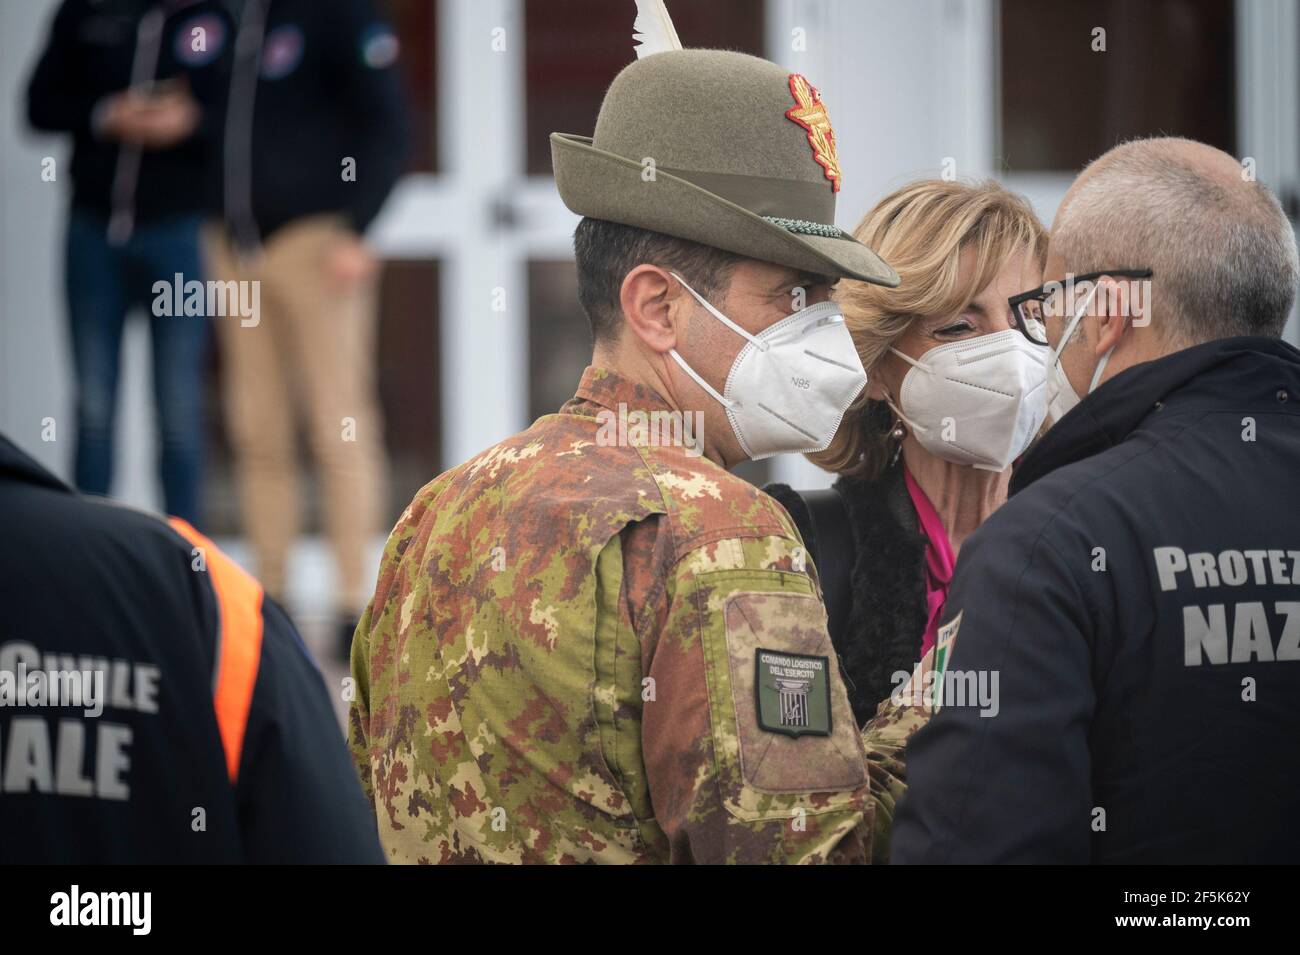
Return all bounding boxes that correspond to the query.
[620,265,684,355]
[1093,275,1130,357]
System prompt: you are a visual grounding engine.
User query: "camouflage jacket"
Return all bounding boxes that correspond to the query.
[349,366,927,863]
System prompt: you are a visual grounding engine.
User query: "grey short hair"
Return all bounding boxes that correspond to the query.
[1052,138,1300,343]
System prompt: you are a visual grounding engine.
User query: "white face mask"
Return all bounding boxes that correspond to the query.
[887,329,1049,471]
[1046,280,1114,421]
[666,273,868,460]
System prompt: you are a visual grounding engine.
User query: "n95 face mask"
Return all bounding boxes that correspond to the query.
[1047,280,1112,421]
[888,329,1048,471]
[667,273,868,461]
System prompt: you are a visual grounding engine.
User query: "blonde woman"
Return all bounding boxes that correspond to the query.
[767,180,1048,726]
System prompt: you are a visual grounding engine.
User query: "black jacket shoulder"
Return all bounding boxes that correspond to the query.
[893,337,1300,864]
[0,435,382,863]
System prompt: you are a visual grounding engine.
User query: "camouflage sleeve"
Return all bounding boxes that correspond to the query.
[348,598,377,808]
[859,660,934,864]
[348,489,435,813]
[638,532,876,863]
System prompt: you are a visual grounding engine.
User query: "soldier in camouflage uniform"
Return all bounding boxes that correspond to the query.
[349,47,931,863]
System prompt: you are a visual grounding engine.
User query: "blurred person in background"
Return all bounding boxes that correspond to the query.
[0,432,382,863]
[204,0,408,658]
[893,137,1300,863]
[767,180,1048,726]
[27,0,234,527]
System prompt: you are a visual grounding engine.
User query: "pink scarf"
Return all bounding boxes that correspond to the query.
[903,467,956,658]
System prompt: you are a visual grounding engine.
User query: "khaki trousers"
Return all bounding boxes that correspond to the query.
[205,215,384,612]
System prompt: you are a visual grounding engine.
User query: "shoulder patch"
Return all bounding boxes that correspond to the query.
[893,610,962,715]
[717,589,867,795]
[755,649,831,737]
[933,611,962,690]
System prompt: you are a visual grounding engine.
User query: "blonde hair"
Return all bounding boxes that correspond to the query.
[811,179,1048,478]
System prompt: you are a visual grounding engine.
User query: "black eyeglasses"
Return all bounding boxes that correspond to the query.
[1008,269,1154,345]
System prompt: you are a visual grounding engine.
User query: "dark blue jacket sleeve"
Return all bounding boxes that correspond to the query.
[27,0,101,135]
[891,500,1098,863]
[235,597,384,863]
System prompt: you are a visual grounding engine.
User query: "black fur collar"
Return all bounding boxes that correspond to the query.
[832,463,929,724]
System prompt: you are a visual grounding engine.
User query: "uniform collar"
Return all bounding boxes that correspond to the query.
[568,366,677,418]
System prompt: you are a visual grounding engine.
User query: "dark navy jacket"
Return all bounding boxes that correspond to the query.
[27,0,234,225]
[0,435,383,863]
[209,0,410,245]
[892,337,1300,864]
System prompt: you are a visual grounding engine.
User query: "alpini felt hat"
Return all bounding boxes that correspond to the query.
[550,45,898,287]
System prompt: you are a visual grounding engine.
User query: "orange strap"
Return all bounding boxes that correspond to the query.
[169,517,265,783]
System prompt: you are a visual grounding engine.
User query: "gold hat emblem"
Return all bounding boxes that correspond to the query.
[784,74,841,193]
